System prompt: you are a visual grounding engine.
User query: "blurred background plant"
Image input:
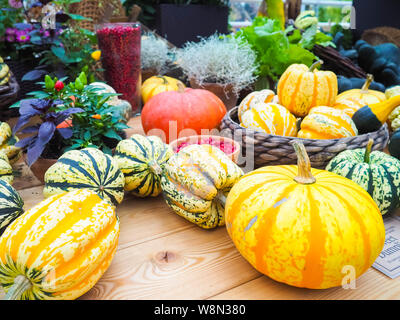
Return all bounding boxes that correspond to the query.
[141,32,173,75]
[0,0,100,82]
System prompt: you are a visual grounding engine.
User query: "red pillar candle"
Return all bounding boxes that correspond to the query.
[96,23,142,114]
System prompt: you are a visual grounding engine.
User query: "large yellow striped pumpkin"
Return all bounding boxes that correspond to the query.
[225,141,385,289]
[277,61,338,117]
[0,189,119,300]
[238,89,278,123]
[298,106,358,139]
[240,103,298,137]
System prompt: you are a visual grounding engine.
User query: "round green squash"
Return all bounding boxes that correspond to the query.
[389,130,400,160]
[0,179,24,235]
[160,144,243,229]
[326,139,400,215]
[43,148,125,206]
[114,134,173,197]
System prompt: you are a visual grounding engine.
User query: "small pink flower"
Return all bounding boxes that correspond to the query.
[43,30,50,37]
[5,28,16,35]
[8,0,22,8]
[16,34,30,43]
[5,35,15,42]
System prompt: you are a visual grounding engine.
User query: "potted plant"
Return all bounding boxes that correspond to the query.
[13,70,130,182]
[175,34,258,110]
[123,0,230,47]
[141,32,173,82]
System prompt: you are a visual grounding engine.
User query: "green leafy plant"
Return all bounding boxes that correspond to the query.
[288,24,335,50]
[235,17,316,85]
[13,69,129,164]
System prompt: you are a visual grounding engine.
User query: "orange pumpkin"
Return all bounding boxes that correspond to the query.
[298,106,358,139]
[238,89,277,122]
[333,96,365,117]
[225,141,385,289]
[141,86,226,143]
[240,103,298,137]
[336,74,386,105]
[141,75,185,104]
[277,61,338,117]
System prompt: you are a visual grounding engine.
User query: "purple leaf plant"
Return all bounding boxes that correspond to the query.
[13,99,84,166]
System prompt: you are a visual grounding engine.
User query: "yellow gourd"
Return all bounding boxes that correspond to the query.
[141,75,185,104]
[277,61,338,117]
[336,74,386,105]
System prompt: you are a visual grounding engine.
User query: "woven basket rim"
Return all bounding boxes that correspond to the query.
[223,106,388,143]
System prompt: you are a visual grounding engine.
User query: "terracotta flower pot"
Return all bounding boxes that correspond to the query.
[23,153,58,184]
[189,78,238,111]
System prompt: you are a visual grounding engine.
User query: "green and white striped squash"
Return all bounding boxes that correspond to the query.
[0,153,13,185]
[326,139,400,215]
[43,148,125,206]
[114,134,173,197]
[0,122,22,164]
[0,179,24,235]
[161,144,243,229]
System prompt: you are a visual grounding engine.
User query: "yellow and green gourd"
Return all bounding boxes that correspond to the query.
[114,134,173,197]
[0,179,24,235]
[294,10,319,30]
[326,139,400,215]
[161,144,243,229]
[0,153,13,185]
[386,86,400,131]
[43,148,125,206]
[0,189,119,300]
[0,122,22,164]
[0,57,11,86]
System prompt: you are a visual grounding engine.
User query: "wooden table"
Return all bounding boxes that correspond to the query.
[1,117,399,300]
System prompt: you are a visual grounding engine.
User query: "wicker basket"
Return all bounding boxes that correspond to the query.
[220,107,390,169]
[362,27,400,47]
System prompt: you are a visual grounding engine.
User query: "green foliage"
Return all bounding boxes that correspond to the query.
[330,24,353,50]
[235,17,316,82]
[288,24,335,50]
[17,69,129,155]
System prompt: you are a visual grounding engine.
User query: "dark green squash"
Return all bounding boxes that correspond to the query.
[389,130,400,160]
[326,139,400,215]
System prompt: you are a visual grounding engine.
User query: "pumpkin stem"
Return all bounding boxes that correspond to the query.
[308,60,324,72]
[156,75,168,85]
[3,275,32,300]
[364,139,374,163]
[148,161,163,176]
[216,191,227,206]
[177,82,185,93]
[361,74,374,93]
[292,141,316,185]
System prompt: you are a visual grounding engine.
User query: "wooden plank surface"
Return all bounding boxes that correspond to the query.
[0,116,398,300]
